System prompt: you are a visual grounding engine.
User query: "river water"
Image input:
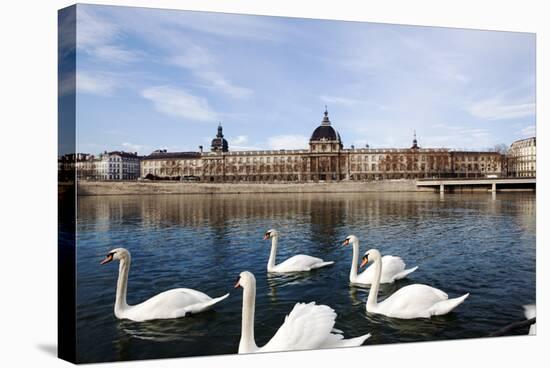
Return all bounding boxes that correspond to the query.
[75,192,536,363]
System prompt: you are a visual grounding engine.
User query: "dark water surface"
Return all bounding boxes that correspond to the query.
[75,192,536,363]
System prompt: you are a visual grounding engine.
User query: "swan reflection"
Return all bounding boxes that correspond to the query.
[117,312,217,342]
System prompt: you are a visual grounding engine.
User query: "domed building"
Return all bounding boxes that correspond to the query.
[210,123,228,152]
[309,109,343,150]
[141,108,505,182]
[308,108,346,181]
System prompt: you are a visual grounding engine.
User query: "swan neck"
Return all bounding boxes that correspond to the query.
[115,257,130,314]
[349,239,360,283]
[367,255,381,309]
[267,235,278,271]
[239,282,258,353]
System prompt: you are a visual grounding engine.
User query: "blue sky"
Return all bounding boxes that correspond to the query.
[70,4,535,155]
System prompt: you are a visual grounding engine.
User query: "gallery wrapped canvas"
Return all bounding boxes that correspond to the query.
[58,3,536,364]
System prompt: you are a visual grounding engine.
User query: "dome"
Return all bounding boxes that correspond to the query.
[310,125,339,141]
[211,137,228,151]
[211,123,229,152]
[309,109,341,142]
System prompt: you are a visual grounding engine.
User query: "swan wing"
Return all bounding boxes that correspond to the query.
[355,256,406,284]
[392,266,418,281]
[175,292,230,316]
[427,293,469,316]
[127,288,218,321]
[259,302,337,352]
[523,304,536,335]
[321,333,371,348]
[376,284,449,319]
[274,255,330,272]
[523,304,536,320]
[380,256,406,278]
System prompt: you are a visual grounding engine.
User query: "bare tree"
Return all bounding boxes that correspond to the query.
[490,143,509,155]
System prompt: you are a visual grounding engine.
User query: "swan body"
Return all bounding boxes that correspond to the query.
[264,229,334,273]
[362,249,469,319]
[101,248,229,322]
[343,235,418,285]
[523,304,536,335]
[236,271,371,354]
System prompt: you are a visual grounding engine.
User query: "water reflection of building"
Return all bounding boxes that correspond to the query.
[140,109,505,182]
[507,137,536,177]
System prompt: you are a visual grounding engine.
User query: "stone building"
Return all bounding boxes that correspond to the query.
[507,137,536,177]
[141,150,202,179]
[96,151,141,180]
[140,109,505,182]
[62,151,141,180]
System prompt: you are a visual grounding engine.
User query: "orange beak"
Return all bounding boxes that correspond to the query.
[263,234,270,240]
[360,257,369,268]
[342,239,349,247]
[234,279,241,288]
[100,254,113,265]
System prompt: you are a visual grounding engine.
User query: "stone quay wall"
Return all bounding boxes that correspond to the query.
[76,180,425,196]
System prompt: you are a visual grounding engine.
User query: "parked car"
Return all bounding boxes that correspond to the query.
[181,175,201,182]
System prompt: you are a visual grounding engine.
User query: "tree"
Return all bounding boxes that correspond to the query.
[491,143,509,155]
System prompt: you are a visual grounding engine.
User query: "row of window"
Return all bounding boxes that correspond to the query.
[143,160,200,167]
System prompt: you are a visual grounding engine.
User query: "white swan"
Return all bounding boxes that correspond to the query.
[264,229,334,273]
[100,248,229,322]
[523,304,536,335]
[235,271,371,353]
[342,235,418,285]
[361,249,469,319]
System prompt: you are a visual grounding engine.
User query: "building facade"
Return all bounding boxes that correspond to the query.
[507,137,536,177]
[60,151,142,180]
[140,110,505,182]
[141,150,202,179]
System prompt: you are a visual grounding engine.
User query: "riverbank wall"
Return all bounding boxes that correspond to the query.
[77,180,425,196]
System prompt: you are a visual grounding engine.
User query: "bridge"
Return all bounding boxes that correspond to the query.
[416,177,536,192]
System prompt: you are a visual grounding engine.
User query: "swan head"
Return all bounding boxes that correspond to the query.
[100,248,130,265]
[342,235,359,247]
[360,249,381,268]
[263,229,278,240]
[234,271,256,290]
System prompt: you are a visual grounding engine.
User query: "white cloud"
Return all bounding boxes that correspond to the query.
[320,95,363,106]
[59,72,75,96]
[231,135,248,145]
[77,71,117,96]
[77,7,142,64]
[196,71,253,99]
[520,125,536,137]
[165,42,252,99]
[93,45,143,63]
[77,6,119,49]
[420,126,493,150]
[268,135,309,150]
[228,135,263,150]
[141,86,218,122]
[121,142,149,153]
[467,98,535,120]
[171,11,290,42]
[167,45,212,69]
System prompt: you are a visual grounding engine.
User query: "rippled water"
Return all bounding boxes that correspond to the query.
[75,192,536,363]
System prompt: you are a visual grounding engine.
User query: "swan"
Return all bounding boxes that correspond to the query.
[235,271,371,353]
[523,304,536,335]
[264,229,334,273]
[361,249,469,319]
[100,248,229,322]
[342,235,418,285]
